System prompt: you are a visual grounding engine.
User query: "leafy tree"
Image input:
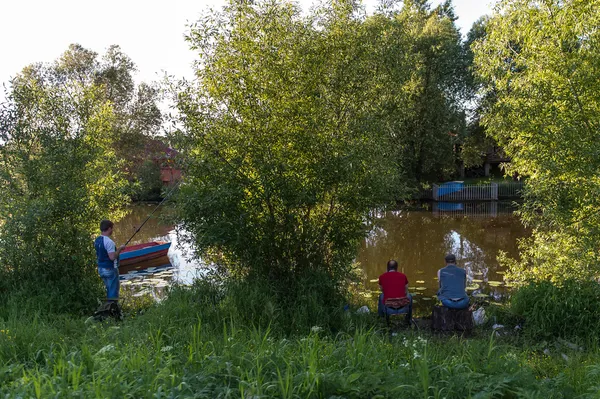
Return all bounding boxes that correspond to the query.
[459,17,497,169]
[44,44,163,181]
[370,0,467,183]
[173,0,401,302]
[48,44,165,198]
[474,0,600,282]
[0,51,128,312]
[137,160,163,201]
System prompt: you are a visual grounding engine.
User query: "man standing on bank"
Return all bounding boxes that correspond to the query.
[94,220,125,303]
[437,254,469,309]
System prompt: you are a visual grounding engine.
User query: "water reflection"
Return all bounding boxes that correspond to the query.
[113,204,204,286]
[432,201,516,218]
[358,202,529,303]
[111,203,173,246]
[114,202,530,304]
[167,229,207,284]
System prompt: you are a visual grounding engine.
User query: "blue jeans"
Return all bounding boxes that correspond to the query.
[378,293,413,322]
[98,267,120,301]
[439,297,469,310]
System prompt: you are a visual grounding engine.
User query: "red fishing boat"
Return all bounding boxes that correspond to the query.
[119,241,171,274]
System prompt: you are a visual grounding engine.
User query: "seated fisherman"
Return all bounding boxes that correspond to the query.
[378,260,412,323]
[437,254,469,309]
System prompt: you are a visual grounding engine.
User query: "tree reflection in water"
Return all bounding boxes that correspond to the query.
[114,203,530,302]
[358,202,530,303]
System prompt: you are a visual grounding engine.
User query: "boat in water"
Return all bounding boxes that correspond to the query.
[119,241,171,274]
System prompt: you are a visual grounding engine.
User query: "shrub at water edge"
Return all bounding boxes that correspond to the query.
[510,279,600,344]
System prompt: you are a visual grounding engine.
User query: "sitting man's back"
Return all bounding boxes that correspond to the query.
[379,261,408,302]
[378,260,412,323]
[437,254,469,309]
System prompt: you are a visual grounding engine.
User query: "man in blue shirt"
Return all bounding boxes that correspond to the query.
[94,220,125,303]
[437,254,469,310]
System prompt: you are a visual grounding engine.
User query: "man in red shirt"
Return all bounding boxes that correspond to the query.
[378,260,412,324]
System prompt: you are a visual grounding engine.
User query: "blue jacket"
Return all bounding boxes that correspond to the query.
[95,236,115,269]
[438,264,468,300]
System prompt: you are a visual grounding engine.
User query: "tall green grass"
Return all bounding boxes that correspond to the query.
[510,279,600,345]
[2,282,600,397]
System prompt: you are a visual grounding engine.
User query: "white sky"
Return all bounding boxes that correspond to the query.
[0,0,494,88]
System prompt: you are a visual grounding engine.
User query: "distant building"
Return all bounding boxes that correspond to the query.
[160,165,181,186]
[482,146,510,177]
[143,139,182,185]
[458,145,512,179]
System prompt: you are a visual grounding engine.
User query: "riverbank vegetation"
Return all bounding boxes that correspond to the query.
[2,283,600,398]
[0,45,168,311]
[171,0,482,316]
[0,50,129,312]
[1,0,600,396]
[474,0,600,282]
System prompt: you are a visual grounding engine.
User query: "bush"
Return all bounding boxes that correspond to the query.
[217,270,349,335]
[173,0,401,308]
[475,0,600,282]
[510,279,600,344]
[156,272,350,336]
[0,51,127,313]
[135,160,163,201]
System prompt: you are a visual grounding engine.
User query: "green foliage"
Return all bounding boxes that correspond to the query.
[3,284,600,397]
[218,269,349,335]
[43,44,163,183]
[510,280,600,345]
[474,0,600,281]
[135,160,163,201]
[0,49,128,313]
[172,0,472,306]
[367,0,467,182]
[459,17,499,169]
[174,0,403,298]
[499,231,600,283]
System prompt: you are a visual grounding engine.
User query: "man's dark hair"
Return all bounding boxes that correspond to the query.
[100,220,114,232]
[445,254,456,263]
[387,260,398,271]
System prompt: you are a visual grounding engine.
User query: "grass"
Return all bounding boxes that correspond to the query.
[2,284,600,398]
[509,279,600,344]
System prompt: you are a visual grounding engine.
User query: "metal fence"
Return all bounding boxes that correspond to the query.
[432,201,518,218]
[430,182,525,201]
[418,188,434,200]
[497,182,524,199]
[432,183,498,201]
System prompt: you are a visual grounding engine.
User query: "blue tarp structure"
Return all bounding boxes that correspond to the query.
[437,182,464,198]
[437,202,464,211]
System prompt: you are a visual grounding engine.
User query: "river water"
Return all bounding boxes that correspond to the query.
[358,202,529,305]
[111,204,201,287]
[113,202,529,303]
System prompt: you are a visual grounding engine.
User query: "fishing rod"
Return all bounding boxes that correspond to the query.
[122,181,181,248]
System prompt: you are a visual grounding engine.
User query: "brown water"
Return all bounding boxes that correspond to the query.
[358,202,530,304]
[112,204,201,286]
[111,203,173,246]
[114,202,530,302]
